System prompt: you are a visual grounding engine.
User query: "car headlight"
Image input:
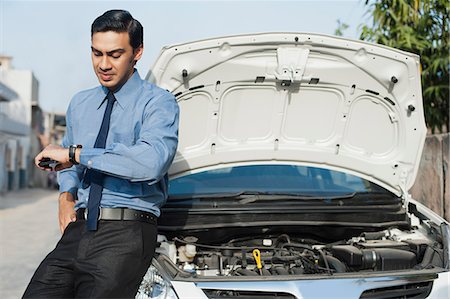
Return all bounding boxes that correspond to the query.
[136,265,178,299]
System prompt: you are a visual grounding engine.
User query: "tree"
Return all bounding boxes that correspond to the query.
[360,0,449,133]
[334,19,349,36]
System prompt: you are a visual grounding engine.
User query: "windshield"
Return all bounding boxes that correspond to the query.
[168,165,388,198]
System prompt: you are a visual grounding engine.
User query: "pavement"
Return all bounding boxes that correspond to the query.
[0,188,60,299]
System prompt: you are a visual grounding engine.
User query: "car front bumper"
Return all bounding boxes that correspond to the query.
[169,271,450,299]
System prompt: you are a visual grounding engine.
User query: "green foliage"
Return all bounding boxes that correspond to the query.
[360,0,449,133]
[335,19,349,36]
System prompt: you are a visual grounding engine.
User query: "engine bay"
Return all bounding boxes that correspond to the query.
[156,227,445,277]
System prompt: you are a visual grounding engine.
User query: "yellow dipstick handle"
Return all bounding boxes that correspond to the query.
[252,249,262,270]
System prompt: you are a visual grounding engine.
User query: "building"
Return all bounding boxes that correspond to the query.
[0,55,42,193]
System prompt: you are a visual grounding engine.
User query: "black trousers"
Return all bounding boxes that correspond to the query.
[23,219,157,298]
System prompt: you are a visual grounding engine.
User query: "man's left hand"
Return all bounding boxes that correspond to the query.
[35,144,73,171]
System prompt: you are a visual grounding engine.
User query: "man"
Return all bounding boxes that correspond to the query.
[23,10,179,298]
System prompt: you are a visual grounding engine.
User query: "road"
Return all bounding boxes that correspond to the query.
[0,188,60,299]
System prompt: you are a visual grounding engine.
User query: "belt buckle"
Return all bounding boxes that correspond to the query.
[84,208,102,220]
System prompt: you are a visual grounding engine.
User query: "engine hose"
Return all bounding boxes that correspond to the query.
[324,255,346,273]
[419,246,435,268]
[280,243,314,251]
[317,249,332,275]
[282,244,332,275]
[272,255,300,262]
[274,234,291,247]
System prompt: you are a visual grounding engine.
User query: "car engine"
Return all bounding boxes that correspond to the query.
[156,228,444,277]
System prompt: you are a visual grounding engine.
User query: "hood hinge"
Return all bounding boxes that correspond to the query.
[400,181,411,212]
[275,47,309,85]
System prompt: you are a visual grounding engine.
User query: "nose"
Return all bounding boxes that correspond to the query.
[99,56,112,71]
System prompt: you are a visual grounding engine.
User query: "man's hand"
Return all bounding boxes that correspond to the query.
[35,144,73,171]
[59,192,76,233]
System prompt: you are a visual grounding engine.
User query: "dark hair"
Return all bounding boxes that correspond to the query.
[91,10,143,49]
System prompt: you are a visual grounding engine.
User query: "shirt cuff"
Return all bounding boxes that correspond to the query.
[79,148,106,169]
[58,175,79,200]
[59,187,78,200]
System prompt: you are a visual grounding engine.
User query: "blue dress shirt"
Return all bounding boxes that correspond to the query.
[58,70,179,217]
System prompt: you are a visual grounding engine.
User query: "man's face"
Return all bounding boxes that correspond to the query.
[91,31,143,91]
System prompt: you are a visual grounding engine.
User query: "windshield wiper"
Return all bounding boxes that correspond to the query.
[234,191,358,204]
[168,191,361,203]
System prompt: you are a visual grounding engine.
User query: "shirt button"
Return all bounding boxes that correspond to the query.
[87,160,93,168]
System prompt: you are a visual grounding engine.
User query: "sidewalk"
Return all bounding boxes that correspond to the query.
[0,188,60,299]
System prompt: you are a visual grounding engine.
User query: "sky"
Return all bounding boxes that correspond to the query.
[1,0,369,113]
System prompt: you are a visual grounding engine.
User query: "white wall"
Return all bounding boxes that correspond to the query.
[0,64,39,191]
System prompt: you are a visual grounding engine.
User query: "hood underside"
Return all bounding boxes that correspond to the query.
[149,33,426,195]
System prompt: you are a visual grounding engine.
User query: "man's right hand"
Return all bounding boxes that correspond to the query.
[58,192,76,234]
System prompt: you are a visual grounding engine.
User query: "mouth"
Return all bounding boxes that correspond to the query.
[99,72,113,81]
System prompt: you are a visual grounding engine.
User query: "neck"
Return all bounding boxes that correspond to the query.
[108,69,136,93]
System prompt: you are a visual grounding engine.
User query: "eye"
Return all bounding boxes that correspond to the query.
[111,53,122,59]
[93,51,102,57]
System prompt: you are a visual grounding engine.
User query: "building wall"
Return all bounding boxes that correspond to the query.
[0,56,39,193]
[0,141,7,192]
[30,106,48,188]
[1,73,30,126]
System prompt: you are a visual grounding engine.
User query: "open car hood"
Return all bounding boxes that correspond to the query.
[148,33,426,196]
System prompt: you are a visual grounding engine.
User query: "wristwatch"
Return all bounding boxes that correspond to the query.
[69,144,82,165]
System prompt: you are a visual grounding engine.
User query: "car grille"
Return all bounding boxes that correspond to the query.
[202,289,296,299]
[359,281,433,299]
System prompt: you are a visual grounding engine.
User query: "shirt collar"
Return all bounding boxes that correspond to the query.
[97,69,142,110]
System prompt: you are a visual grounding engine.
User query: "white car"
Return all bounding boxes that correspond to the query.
[137,33,450,299]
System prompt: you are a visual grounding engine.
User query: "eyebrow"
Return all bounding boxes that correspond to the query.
[91,46,126,55]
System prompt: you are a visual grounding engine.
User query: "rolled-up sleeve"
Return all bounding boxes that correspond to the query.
[78,93,179,184]
[57,102,84,199]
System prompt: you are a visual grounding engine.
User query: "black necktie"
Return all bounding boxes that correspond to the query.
[86,91,116,230]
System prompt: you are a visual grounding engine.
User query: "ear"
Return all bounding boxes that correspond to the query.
[133,44,144,62]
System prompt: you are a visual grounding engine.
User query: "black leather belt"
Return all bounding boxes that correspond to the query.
[76,208,157,224]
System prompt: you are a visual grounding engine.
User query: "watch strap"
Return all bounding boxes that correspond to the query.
[69,144,82,165]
